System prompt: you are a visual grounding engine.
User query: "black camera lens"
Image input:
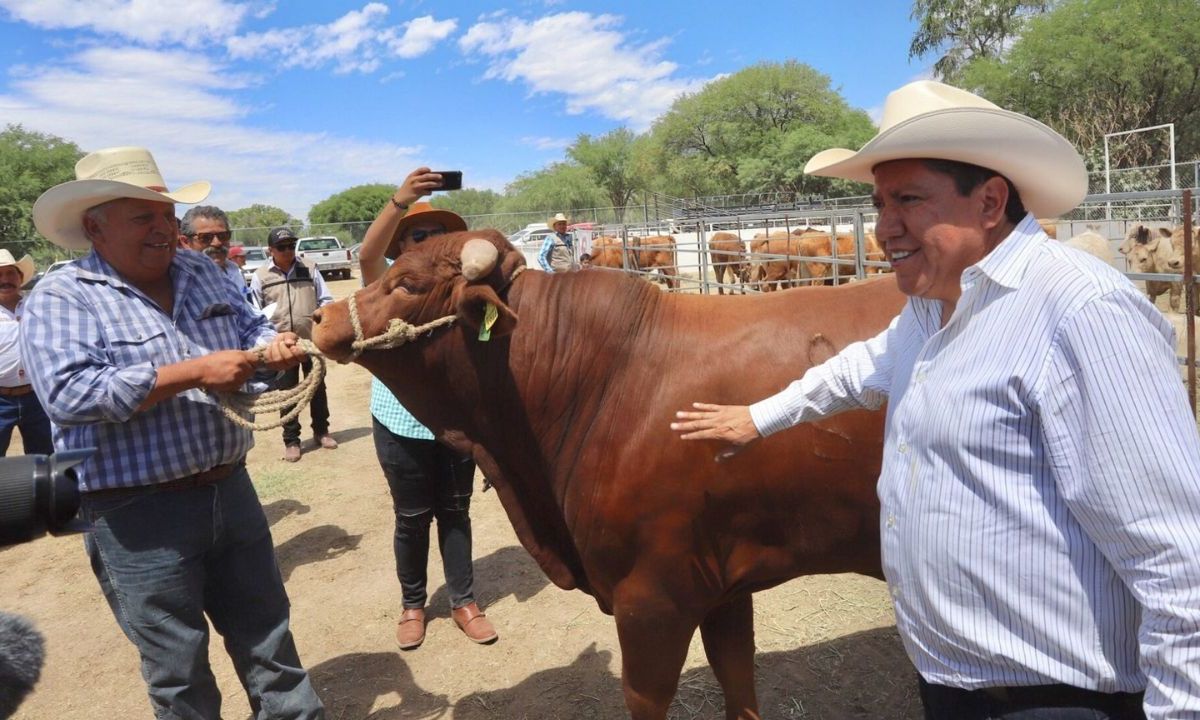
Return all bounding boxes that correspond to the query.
[0,450,90,547]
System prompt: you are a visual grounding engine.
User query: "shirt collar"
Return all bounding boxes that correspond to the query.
[968,213,1045,291]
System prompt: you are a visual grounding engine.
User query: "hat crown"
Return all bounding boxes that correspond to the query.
[879,81,1001,132]
[75,146,170,190]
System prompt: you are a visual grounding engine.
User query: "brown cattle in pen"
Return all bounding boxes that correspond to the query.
[708,231,748,294]
[635,235,678,289]
[312,229,906,720]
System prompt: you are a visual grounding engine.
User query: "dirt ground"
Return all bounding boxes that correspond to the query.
[0,274,922,720]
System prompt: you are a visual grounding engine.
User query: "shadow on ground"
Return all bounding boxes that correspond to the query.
[425,545,551,618]
[309,626,920,720]
[274,524,363,582]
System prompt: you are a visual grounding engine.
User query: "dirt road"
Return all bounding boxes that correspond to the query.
[0,275,919,719]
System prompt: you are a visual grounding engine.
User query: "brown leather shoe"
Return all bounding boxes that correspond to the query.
[282,444,301,463]
[451,602,498,645]
[395,607,426,650]
[316,433,338,450]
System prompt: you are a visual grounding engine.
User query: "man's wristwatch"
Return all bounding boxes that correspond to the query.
[390,197,408,211]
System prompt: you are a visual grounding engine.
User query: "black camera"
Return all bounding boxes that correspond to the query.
[433,170,463,191]
[0,450,90,548]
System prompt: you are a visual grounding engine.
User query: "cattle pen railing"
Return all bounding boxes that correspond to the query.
[567,188,1198,416]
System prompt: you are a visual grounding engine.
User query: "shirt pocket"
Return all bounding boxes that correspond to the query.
[106,323,168,367]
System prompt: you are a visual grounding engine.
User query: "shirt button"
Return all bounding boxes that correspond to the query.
[915,369,927,383]
[898,442,909,454]
[886,513,896,529]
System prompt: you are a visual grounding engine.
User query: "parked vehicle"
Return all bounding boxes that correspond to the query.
[296,236,353,280]
[240,246,269,285]
[507,223,554,247]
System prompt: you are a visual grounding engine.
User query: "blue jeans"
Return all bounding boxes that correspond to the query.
[82,467,324,720]
[0,392,53,456]
[371,418,476,610]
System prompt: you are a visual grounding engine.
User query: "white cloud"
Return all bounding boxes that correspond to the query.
[458,11,712,130]
[227,4,455,73]
[0,46,423,219]
[520,136,570,151]
[0,0,253,47]
[387,15,458,59]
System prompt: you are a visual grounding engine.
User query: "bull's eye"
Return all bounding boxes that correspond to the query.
[396,277,419,294]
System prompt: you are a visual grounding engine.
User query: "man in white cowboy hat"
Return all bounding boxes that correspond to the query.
[672,81,1200,718]
[0,249,52,456]
[23,146,325,718]
[538,212,578,272]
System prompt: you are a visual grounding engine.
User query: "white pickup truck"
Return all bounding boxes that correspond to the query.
[296,236,353,280]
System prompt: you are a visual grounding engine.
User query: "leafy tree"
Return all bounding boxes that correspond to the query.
[909,0,1050,82]
[226,204,298,246]
[567,129,648,220]
[0,125,84,263]
[497,163,606,217]
[430,188,502,222]
[961,0,1200,169]
[647,61,875,198]
[307,183,395,242]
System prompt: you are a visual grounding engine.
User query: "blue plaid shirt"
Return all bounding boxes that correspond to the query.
[21,249,276,492]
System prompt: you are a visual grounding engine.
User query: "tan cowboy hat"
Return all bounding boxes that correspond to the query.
[388,202,468,259]
[804,81,1087,218]
[0,250,35,284]
[33,146,211,251]
[549,213,569,226]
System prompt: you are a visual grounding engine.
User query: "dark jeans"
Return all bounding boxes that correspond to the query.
[0,392,52,456]
[372,417,476,610]
[920,677,1146,720]
[82,467,324,720]
[279,358,329,447]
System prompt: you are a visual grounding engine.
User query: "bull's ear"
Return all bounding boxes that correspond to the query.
[457,283,518,339]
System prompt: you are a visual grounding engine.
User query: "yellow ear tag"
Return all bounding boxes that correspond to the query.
[478,302,499,342]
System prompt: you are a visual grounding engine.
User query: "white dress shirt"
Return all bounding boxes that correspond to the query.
[0,298,29,387]
[750,214,1200,717]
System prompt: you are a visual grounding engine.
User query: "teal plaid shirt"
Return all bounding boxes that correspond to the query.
[369,377,433,440]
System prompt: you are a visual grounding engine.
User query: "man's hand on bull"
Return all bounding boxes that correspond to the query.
[671,402,761,462]
[394,167,446,207]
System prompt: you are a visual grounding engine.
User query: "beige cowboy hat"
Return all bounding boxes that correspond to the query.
[0,250,35,284]
[33,146,211,251]
[387,202,468,259]
[549,213,569,226]
[804,81,1087,218]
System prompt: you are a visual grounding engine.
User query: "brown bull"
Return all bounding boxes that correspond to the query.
[709,232,748,294]
[586,235,640,271]
[635,234,678,289]
[311,229,906,720]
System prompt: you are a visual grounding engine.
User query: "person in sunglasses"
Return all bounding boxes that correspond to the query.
[250,226,337,462]
[180,205,249,301]
[356,168,499,650]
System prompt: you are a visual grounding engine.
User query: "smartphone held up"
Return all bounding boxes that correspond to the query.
[434,171,463,191]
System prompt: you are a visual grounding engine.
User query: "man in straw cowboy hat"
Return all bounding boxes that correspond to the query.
[356,167,499,650]
[0,249,51,456]
[672,81,1200,718]
[23,147,325,718]
[538,212,578,272]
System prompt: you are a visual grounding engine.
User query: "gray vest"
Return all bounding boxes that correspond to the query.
[254,260,320,339]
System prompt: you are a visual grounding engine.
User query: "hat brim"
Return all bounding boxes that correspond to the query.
[33,178,211,251]
[804,107,1088,218]
[387,209,469,260]
[0,255,37,285]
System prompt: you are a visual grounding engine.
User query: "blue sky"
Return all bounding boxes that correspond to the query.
[0,1,926,221]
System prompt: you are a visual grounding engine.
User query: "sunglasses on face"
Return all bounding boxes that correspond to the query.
[272,243,296,252]
[190,230,233,244]
[409,228,447,243]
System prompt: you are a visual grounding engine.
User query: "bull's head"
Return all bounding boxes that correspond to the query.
[311,229,525,364]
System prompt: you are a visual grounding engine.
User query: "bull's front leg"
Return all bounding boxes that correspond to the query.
[612,582,697,720]
[700,594,761,720]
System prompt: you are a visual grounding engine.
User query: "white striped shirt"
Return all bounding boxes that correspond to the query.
[750,214,1200,717]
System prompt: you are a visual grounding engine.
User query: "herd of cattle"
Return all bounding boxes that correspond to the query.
[581,221,1200,312]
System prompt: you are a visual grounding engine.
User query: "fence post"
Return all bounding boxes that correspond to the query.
[1184,189,1196,417]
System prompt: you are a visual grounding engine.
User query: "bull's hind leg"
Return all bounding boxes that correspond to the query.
[613,593,696,719]
[700,594,761,720]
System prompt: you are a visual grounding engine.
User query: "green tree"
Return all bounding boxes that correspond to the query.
[567,128,648,220]
[961,0,1200,170]
[307,183,395,242]
[647,61,875,199]
[498,163,606,217]
[909,0,1049,82]
[226,204,298,247]
[430,188,502,223]
[0,125,84,263]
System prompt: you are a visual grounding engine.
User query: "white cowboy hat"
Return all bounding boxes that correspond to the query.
[804,81,1087,218]
[0,250,35,284]
[549,213,568,225]
[33,146,211,251]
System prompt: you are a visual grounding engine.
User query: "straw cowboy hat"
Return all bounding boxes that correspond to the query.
[549,213,569,226]
[33,146,211,251]
[804,81,1087,218]
[388,202,468,259]
[0,250,35,284]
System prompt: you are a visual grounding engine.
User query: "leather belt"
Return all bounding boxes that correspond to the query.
[87,462,243,499]
[0,384,34,397]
